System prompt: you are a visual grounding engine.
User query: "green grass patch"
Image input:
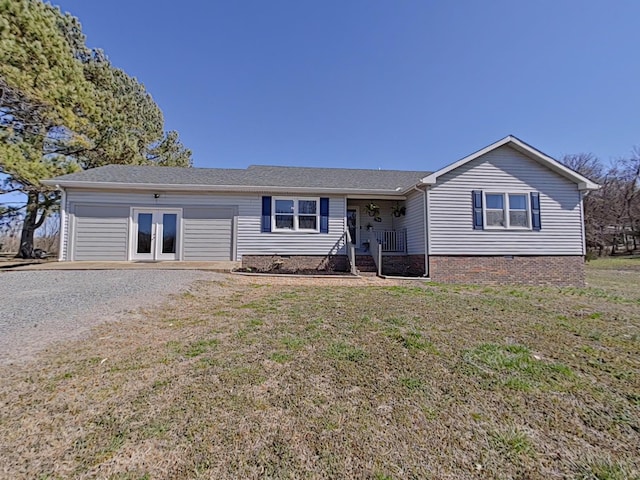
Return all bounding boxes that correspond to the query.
[399,376,425,392]
[248,318,264,327]
[390,330,438,353]
[462,343,575,391]
[383,285,428,296]
[489,427,535,459]
[184,339,219,358]
[269,351,292,363]
[575,457,638,480]
[326,342,367,362]
[281,335,305,350]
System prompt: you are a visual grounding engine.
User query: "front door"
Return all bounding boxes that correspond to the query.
[347,208,359,245]
[132,209,181,261]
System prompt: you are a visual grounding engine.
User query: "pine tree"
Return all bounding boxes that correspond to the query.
[0,0,192,258]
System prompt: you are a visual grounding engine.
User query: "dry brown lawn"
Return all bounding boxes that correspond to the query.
[1,261,639,479]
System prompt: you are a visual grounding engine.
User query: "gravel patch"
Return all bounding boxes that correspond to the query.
[0,270,223,365]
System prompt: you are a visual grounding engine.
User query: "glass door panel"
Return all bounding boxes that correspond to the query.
[137,213,153,254]
[163,214,177,253]
[158,213,178,259]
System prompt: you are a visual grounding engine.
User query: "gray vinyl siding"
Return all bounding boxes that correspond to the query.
[428,145,584,255]
[63,189,347,260]
[73,205,129,260]
[182,207,234,261]
[394,190,425,254]
[240,196,347,256]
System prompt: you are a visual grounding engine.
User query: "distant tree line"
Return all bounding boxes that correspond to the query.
[0,0,192,258]
[562,151,640,256]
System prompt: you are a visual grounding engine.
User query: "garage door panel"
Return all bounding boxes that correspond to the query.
[182,207,233,261]
[74,205,129,261]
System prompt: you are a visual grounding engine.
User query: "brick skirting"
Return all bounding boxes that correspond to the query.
[429,255,585,287]
[242,255,349,273]
[382,255,426,277]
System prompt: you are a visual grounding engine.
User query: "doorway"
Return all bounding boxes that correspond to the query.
[347,207,359,246]
[131,208,181,261]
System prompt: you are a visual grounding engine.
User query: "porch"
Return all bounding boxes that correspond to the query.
[345,199,424,277]
[346,199,408,254]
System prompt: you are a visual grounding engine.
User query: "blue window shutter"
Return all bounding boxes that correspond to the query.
[261,196,272,233]
[320,197,329,233]
[472,190,484,230]
[531,192,541,231]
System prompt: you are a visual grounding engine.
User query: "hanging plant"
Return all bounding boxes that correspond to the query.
[364,202,380,217]
[392,204,406,217]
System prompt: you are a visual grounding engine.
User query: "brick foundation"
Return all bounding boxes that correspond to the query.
[382,255,426,277]
[242,255,349,273]
[429,255,585,287]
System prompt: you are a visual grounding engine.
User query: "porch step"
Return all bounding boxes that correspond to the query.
[355,255,378,273]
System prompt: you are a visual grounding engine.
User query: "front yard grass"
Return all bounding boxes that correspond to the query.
[0,265,638,479]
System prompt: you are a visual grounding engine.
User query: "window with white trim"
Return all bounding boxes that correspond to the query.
[484,193,530,229]
[273,197,320,232]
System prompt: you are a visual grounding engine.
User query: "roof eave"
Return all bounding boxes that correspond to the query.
[41,179,409,196]
[578,181,600,191]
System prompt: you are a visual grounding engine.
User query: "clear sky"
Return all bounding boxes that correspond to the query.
[51,0,640,171]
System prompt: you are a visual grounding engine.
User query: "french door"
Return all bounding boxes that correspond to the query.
[132,209,181,261]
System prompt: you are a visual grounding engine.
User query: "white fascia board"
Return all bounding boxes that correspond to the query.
[419,135,600,191]
[40,179,408,196]
[346,193,407,200]
[400,181,429,194]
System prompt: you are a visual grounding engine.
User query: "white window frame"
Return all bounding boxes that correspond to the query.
[272,196,320,233]
[483,192,531,230]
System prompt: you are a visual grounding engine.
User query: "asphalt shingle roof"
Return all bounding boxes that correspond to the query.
[50,164,432,192]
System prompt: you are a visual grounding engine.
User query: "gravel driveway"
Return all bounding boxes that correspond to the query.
[0,270,223,365]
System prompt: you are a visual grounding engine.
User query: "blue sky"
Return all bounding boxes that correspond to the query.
[46,0,640,170]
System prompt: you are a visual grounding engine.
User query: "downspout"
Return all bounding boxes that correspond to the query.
[579,190,586,256]
[57,186,66,262]
[412,184,429,277]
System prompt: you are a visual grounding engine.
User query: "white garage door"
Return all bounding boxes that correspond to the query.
[182,207,234,261]
[74,205,129,261]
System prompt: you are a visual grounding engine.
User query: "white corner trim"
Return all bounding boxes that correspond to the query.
[232,214,238,261]
[57,187,66,261]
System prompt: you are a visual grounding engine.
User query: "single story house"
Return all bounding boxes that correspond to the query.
[43,135,599,286]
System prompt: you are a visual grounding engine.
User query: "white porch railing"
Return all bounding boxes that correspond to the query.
[372,229,407,253]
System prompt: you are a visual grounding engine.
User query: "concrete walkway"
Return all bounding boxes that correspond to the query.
[0,260,240,272]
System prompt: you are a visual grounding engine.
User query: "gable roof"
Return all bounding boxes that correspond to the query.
[44,135,600,194]
[419,135,600,191]
[44,164,432,195]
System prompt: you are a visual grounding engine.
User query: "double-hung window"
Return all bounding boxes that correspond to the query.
[484,193,530,229]
[273,197,320,232]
